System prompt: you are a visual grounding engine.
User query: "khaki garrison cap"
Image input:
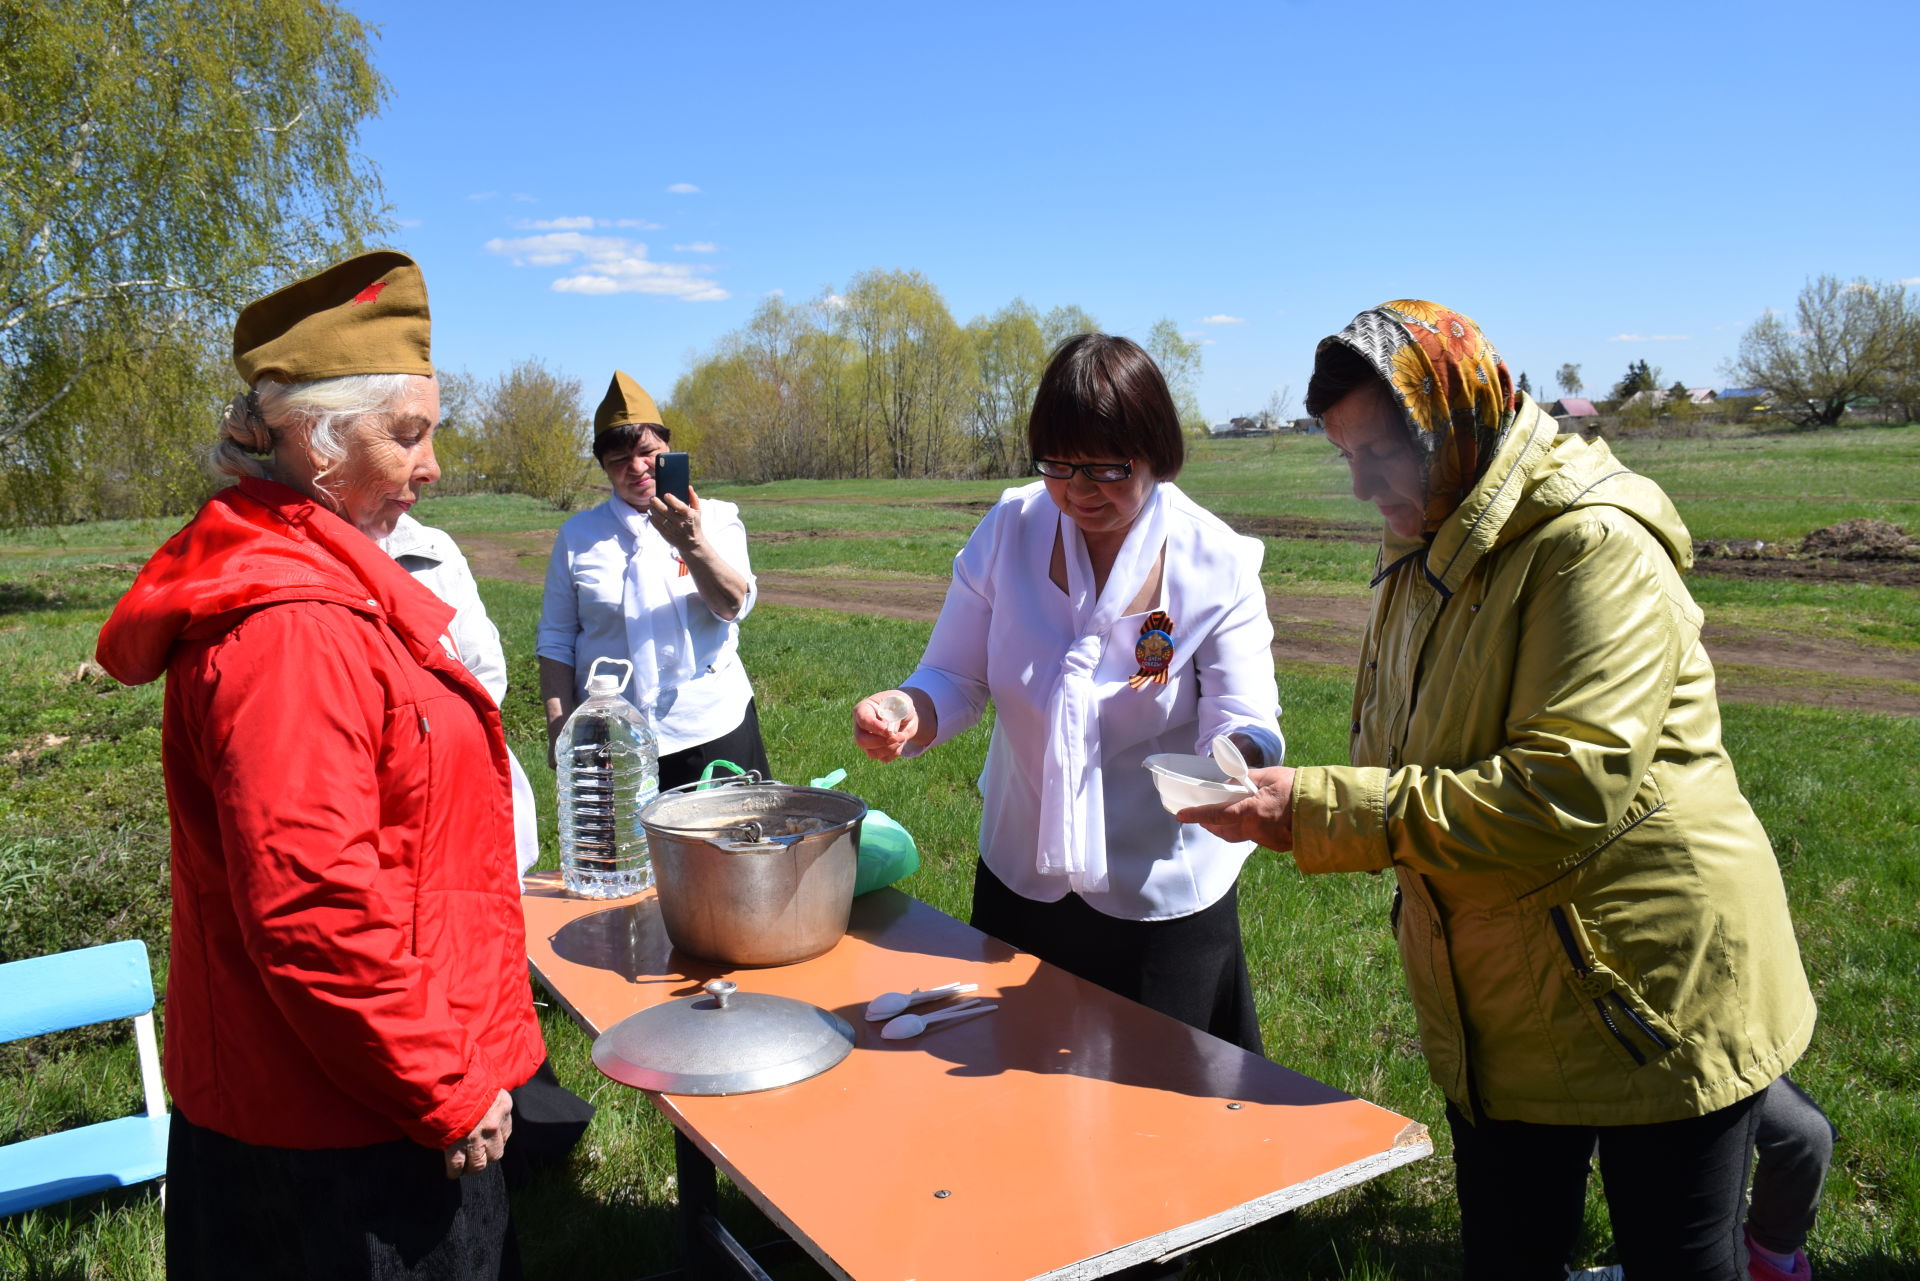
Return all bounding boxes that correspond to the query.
[233,250,432,384]
[594,370,664,433]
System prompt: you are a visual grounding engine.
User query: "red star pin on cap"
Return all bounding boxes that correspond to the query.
[350,281,387,306]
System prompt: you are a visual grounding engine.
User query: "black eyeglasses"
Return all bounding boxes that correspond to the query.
[1033,458,1134,483]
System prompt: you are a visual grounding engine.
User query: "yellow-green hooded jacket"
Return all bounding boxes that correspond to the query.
[1291,395,1815,1126]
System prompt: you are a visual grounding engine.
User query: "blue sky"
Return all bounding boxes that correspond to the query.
[354,0,1917,422]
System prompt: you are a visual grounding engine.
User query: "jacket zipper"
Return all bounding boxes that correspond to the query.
[1549,906,1653,1066]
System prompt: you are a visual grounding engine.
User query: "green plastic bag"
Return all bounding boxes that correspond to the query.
[809,769,921,896]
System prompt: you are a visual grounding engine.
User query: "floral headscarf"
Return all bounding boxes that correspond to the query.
[1315,299,1515,532]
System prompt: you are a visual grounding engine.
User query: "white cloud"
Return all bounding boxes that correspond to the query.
[512,193,536,203]
[394,217,422,228]
[822,293,847,311]
[764,288,785,298]
[483,232,729,301]
[1200,338,1217,346]
[1199,314,1247,325]
[674,241,718,253]
[514,215,666,232]
[666,182,700,194]
[1901,276,1920,287]
[466,191,499,201]
[1607,333,1691,342]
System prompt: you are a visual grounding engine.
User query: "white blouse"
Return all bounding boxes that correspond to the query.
[535,496,757,756]
[905,482,1284,921]
[380,514,540,878]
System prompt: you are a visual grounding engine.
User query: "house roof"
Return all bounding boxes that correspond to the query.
[1621,388,1718,409]
[1717,388,1770,400]
[1549,397,1598,416]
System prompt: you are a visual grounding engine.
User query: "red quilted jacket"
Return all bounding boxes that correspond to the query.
[97,478,544,1149]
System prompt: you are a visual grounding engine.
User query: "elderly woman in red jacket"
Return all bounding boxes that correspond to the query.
[96,252,545,1279]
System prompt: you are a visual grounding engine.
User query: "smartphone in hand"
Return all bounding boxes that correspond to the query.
[655,451,690,505]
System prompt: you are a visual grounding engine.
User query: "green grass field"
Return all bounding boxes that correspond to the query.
[2,425,1917,1278]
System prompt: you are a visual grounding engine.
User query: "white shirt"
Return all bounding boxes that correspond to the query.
[379,514,540,878]
[535,496,758,755]
[906,482,1284,921]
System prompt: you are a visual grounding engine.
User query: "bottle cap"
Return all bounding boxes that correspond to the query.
[586,673,622,697]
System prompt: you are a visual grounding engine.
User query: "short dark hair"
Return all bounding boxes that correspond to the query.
[592,422,670,463]
[1304,341,1392,419]
[1027,334,1184,481]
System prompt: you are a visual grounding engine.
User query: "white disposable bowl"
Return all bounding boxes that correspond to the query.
[1143,753,1251,815]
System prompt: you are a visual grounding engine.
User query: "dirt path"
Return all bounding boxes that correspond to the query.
[460,530,1920,717]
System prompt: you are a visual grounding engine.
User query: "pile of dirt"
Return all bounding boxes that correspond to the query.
[1797,519,1918,561]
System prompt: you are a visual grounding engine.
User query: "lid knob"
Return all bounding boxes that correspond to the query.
[704,979,738,1009]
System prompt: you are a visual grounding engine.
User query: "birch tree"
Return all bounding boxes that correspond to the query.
[966,299,1049,477]
[1,0,388,458]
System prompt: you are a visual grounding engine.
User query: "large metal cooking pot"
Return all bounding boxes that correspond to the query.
[640,775,867,967]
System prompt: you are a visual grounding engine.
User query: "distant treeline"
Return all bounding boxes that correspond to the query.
[658,269,1207,484]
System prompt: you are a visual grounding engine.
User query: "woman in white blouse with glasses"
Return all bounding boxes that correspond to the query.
[854,334,1284,1050]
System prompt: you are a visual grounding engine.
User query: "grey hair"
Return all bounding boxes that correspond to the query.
[212,373,419,497]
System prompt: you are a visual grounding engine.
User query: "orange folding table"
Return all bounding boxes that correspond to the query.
[522,873,1430,1280]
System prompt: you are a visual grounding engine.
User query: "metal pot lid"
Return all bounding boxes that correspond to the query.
[591,979,855,1096]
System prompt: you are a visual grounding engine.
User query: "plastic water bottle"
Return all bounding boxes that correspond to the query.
[557,658,658,898]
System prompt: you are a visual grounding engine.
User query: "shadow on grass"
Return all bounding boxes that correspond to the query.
[0,564,139,618]
[0,580,57,617]
[512,1155,832,1281]
[0,1183,164,1280]
[1186,1179,1460,1280]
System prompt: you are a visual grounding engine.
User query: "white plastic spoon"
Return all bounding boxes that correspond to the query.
[873,691,915,733]
[1210,734,1255,793]
[864,981,978,1022]
[880,1000,999,1040]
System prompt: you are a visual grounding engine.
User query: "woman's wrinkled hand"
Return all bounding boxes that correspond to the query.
[1177,765,1297,851]
[649,489,702,553]
[853,690,918,761]
[442,1088,513,1180]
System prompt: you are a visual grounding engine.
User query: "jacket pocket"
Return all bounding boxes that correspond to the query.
[1548,906,1678,1070]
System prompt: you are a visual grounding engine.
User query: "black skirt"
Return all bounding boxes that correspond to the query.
[969,857,1265,1055]
[166,1110,521,1280]
[657,697,774,792]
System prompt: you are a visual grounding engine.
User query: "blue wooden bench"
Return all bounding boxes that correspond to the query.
[0,940,169,1216]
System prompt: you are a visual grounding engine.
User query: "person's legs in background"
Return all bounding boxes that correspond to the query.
[1744,1075,1833,1277]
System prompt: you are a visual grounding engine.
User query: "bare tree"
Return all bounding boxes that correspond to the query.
[1258,386,1294,431]
[1726,276,1912,427]
[1556,363,1584,398]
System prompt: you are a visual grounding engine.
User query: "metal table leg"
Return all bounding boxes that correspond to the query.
[673,1128,774,1281]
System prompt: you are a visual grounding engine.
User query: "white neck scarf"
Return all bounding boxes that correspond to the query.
[1035,484,1167,894]
[608,496,695,717]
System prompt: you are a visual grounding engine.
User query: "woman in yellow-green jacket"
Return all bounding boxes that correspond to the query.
[1183,300,1814,1280]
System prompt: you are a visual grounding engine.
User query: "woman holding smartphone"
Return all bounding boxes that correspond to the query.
[536,370,772,789]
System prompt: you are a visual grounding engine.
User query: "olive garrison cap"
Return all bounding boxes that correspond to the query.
[594,370,664,433]
[232,250,432,384]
